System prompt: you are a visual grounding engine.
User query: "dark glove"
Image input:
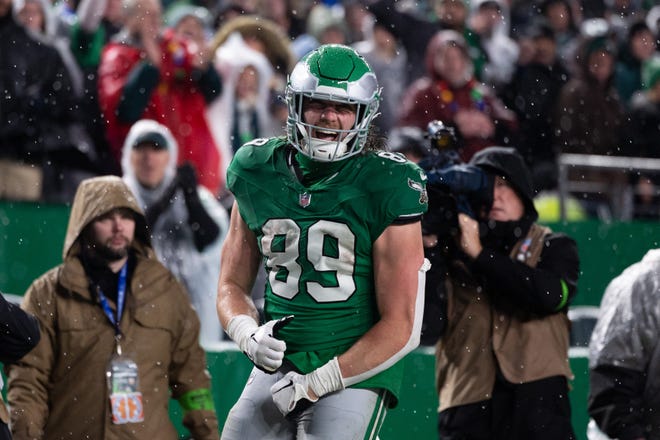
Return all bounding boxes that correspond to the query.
[176,163,198,197]
[176,163,221,251]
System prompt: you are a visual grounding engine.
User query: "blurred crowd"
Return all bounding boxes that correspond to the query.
[0,0,659,219]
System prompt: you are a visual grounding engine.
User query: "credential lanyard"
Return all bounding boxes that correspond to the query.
[97,263,128,352]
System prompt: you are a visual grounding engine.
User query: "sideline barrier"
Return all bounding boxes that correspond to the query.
[169,344,591,439]
[1,201,658,438]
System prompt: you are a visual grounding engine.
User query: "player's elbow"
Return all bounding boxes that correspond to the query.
[402,315,421,354]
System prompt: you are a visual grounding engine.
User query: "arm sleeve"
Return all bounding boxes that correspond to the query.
[194,64,223,104]
[168,284,219,439]
[473,233,579,314]
[185,189,221,252]
[116,62,160,123]
[0,293,40,364]
[588,364,647,440]
[6,280,57,438]
[77,0,107,32]
[367,0,425,46]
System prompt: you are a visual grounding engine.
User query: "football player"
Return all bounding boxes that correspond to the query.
[217,44,429,439]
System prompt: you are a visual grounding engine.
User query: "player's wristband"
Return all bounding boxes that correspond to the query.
[307,357,345,398]
[226,314,258,352]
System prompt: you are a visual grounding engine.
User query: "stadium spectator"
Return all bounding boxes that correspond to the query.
[0,290,40,440]
[615,20,657,108]
[6,175,219,439]
[468,0,519,92]
[398,30,517,162]
[63,0,125,175]
[554,33,627,217]
[503,20,570,191]
[588,248,660,439]
[253,0,306,41]
[290,2,350,59]
[363,0,488,84]
[216,44,429,439]
[353,20,408,137]
[207,33,281,190]
[98,0,224,195]
[121,119,229,347]
[554,33,625,155]
[0,0,95,203]
[540,0,581,70]
[624,55,660,218]
[14,0,84,96]
[430,146,579,439]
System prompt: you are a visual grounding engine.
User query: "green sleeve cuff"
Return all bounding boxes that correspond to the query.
[555,279,569,311]
[178,388,215,412]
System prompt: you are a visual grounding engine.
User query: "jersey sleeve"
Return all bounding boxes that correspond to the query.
[372,153,428,225]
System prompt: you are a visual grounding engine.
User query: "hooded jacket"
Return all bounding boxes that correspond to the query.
[588,249,660,440]
[122,120,229,347]
[6,176,219,439]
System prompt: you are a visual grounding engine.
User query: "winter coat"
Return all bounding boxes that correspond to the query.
[122,120,229,347]
[0,12,80,164]
[6,176,219,440]
[588,249,660,440]
[98,30,223,194]
[503,60,570,166]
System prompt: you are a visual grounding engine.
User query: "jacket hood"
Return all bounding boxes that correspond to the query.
[470,146,538,220]
[13,0,56,36]
[64,175,150,259]
[210,15,294,74]
[121,119,180,211]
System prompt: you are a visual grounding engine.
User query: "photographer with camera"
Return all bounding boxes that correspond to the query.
[421,140,580,439]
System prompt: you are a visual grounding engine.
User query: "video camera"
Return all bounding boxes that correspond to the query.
[418,120,493,241]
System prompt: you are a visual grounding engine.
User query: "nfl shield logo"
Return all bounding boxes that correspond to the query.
[299,192,311,208]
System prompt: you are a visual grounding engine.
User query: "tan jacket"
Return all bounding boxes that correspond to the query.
[435,224,572,412]
[6,176,219,439]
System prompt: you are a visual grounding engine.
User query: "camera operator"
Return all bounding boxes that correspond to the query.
[415,120,492,345]
[424,144,580,439]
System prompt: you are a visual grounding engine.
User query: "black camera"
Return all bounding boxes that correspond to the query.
[419,120,493,238]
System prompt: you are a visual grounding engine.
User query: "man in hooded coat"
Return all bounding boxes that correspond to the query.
[6,175,219,439]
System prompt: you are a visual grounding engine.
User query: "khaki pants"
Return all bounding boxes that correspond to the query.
[0,160,42,201]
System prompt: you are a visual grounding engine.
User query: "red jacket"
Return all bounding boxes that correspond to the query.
[398,78,517,162]
[98,33,222,194]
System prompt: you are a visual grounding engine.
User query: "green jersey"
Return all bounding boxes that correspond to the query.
[227,137,428,404]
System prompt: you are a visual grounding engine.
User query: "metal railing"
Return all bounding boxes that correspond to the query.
[557,154,660,221]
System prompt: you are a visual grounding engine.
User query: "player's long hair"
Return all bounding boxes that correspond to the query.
[362,125,387,154]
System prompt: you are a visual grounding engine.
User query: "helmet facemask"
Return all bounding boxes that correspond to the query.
[285,45,380,162]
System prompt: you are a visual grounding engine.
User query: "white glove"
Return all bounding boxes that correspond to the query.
[226,314,293,373]
[270,357,345,417]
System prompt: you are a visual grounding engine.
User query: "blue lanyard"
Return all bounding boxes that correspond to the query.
[97,263,128,337]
